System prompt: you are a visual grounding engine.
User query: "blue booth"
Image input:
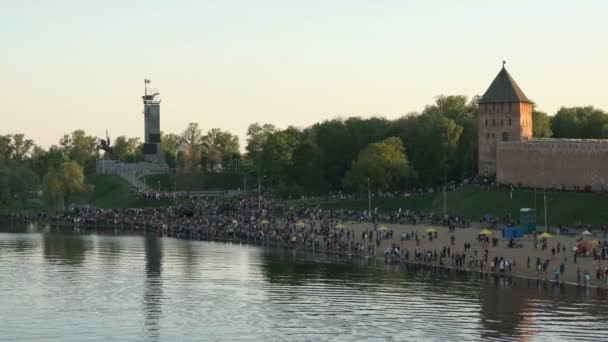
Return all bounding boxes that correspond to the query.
[502,227,524,239]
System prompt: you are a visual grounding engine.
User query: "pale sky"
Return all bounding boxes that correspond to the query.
[1,0,607,149]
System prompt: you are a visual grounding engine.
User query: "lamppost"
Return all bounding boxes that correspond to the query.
[367,177,372,220]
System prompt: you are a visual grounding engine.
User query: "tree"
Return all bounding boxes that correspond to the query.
[532,110,553,138]
[257,127,302,185]
[420,95,478,179]
[289,138,326,193]
[342,137,412,191]
[161,132,181,169]
[180,123,203,171]
[0,164,37,208]
[551,106,608,139]
[30,145,65,181]
[10,134,34,160]
[60,130,99,171]
[201,128,240,171]
[42,167,64,209]
[9,166,39,208]
[113,136,142,162]
[422,95,477,123]
[246,123,276,157]
[60,161,87,205]
[0,135,12,162]
[404,112,463,184]
[42,161,88,208]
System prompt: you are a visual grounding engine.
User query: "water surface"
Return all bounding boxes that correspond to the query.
[0,224,606,341]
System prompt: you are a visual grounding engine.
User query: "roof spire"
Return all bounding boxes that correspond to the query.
[479,65,534,104]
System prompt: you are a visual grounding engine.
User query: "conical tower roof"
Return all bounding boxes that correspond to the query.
[479,67,533,104]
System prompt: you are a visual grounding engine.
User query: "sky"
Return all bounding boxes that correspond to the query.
[1,0,607,149]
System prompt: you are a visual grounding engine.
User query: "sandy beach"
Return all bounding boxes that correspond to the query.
[343,222,608,287]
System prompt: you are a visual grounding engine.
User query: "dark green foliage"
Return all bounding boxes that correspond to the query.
[550,106,608,139]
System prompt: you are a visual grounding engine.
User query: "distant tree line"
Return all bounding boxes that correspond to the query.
[2,97,608,207]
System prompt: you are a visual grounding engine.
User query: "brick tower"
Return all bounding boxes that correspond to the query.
[478,65,533,175]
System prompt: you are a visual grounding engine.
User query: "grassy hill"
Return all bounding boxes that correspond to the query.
[143,172,250,191]
[85,174,168,209]
[83,175,608,226]
[309,186,608,227]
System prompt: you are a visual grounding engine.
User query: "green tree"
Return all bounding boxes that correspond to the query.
[0,135,12,162]
[60,130,99,171]
[10,134,34,161]
[30,145,65,181]
[289,134,326,193]
[161,132,181,169]
[246,123,276,158]
[42,161,89,208]
[60,161,87,205]
[419,95,478,179]
[180,123,203,171]
[42,167,64,209]
[551,106,608,139]
[112,136,142,162]
[9,166,39,208]
[201,128,240,171]
[258,127,302,185]
[532,110,553,138]
[342,137,412,191]
[404,112,463,184]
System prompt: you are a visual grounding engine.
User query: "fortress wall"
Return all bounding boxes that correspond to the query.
[497,140,608,191]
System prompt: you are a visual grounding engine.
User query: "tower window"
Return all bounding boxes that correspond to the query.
[509,118,512,126]
[493,119,496,126]
[485,119,488,127]
[502,132,509,141]
[509,103,512,112]
[486,133,490,139]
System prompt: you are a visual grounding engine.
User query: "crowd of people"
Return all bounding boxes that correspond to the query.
[3,193,608,288]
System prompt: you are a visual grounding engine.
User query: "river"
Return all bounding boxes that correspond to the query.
[0,224,607,341]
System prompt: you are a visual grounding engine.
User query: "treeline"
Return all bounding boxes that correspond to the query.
[533,106,608,139]
[3,97,608,208]
[247,95,478,195]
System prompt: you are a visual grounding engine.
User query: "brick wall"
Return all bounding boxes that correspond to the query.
[497,139,608,190]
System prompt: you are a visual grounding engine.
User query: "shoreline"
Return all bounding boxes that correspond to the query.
[5,219,608,292]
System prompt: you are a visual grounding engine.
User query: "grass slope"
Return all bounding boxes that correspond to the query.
[311,186,608,227]
[143,172,247,191]
[85,174,168,209]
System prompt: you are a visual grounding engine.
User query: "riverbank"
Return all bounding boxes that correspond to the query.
[11,216,608,289]
[342,222,608,288]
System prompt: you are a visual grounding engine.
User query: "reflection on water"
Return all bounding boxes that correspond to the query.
[144,233,163,342]
[43,230,89,264]
[1,225,607,341]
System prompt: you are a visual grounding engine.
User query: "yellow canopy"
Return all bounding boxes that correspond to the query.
[478,229,493,236]
[425,227,438,233]
[260,219,269,225]
[378,225,389,232]
[539,232,553,238]
[295,221,306,228]
[336,223,345,229]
